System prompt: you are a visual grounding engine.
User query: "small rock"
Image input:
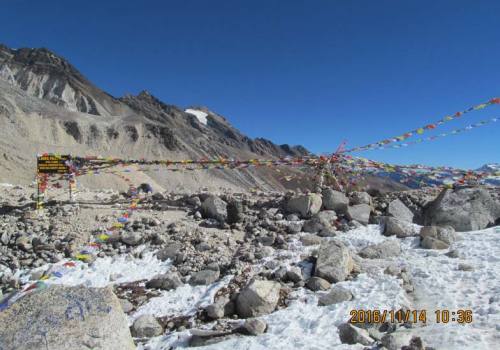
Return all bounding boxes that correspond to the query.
[243,318,267,335]
[119,298,135,313]
[458,263,474,271]
[189,269,220,286]
[318,286,353,306]
[306,277,331,291]
[146,272,183,290]
[337,322,373,345]
[131,314,163,338]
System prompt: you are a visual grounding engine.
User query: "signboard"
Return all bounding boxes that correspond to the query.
[37,155,71,174]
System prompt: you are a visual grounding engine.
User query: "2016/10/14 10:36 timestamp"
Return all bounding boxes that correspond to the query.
[349,309,473,324]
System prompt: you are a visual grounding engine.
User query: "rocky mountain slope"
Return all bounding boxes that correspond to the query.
[0,44,309,191]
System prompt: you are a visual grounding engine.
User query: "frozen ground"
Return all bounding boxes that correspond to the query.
[18,224,500,349]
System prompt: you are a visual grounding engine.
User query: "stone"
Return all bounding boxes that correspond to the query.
[306,277,331,291]
[423,187,500,231]
[286,221,303,234]
[189,269,220,285]
[401,336,426,350]
[236,280,281,318]
[243,318,267,335]
[420,225,456,244]
[15,235,32,252]
[314,239,354,283]
[285,266,303,283]
[318,286,353,306]
[131,314,163,338]
[156,243,183,262]
[119,298,134,313]
[322,188,349,214]
[387,199,414,223]
[302,210,337,233]
[337,322,373,345]
[458,263,474,271]
[383,216,418,238]
[201,195,228,222]
[420,226,456,249]
[285,193,322,218]
[346,204,371,225]
[227,199,244,224]
[359,240,401,259]
[0,285,135,350]
[204,296,234,319]
[300,234,322,246]
[350,191,372,206]
[146,272,183,290]
[120,231,143,246]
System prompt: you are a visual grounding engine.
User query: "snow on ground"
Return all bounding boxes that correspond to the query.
[397,226,500,349]
[185,109,208,125]
[20,222,499,349]
[131,275,233,323]
[28,250,171,288]
[138,225,500,350]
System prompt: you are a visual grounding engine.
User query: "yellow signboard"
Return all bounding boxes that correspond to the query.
[37,155,71,174]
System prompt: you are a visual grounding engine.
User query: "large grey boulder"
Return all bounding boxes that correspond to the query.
[423,187,500,231]
[420,225,456,249]
[286,193,322,218]
[322,188,349,213]
[314,239,354,283]
[302,210,337,233]
[201,195,228,222]
[346,204,371,225]
[0,285,135,350]
[236,280,281,318]
[131,314,163,338]
[387,199,414,223]
[383,216,418,238]
[359,240,401,259]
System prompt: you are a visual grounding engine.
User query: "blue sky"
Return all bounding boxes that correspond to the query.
[2,0,499,169]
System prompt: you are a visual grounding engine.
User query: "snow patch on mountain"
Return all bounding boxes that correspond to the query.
[185,109,208,125]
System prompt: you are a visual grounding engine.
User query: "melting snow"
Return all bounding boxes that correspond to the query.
[185,109,208,125]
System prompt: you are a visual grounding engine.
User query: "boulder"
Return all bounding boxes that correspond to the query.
[337,322,373,345]
[423,187,500,231]
[120,231,143,246]
[243,318,267,335]
[119,298,134,313]
[420,225,456,249]
[306,277,331,291]
[285,193,322,218]
[189,269,220,286]
[383,216,418,238]
[350,192,372,206]
[387,199,414,223]
[236,280,281,318]
[322,188,349,213]
[318,286,353,306]
[346,204,371,225]
[359,240,401,259]
[0,285,135,350]
[156,243,183,262]
[205,296,234,319]
[146,272,183,290]
[302,210,337,233]
[131,314,163,338]
[300,234,323,246]
[201,195,228,222]
[314,239,354,283]
[227,199,244,224]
